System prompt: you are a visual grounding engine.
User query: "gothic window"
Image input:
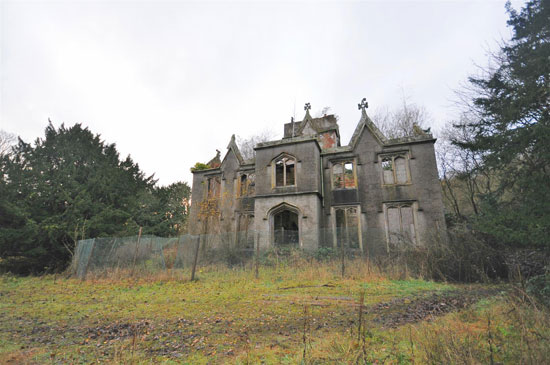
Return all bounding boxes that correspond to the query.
[380,154,410,185]
[332,161,356,189]
[334,206,360,249]
[385,203,416,245]
[239,173,255,196]
[274,155,296,187]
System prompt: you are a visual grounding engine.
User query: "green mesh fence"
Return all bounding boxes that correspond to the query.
[72,235,195,279]
[71,227,397,279]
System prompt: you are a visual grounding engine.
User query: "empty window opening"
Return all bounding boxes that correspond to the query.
[273,209,299,245]
[206,176,221,198]
[332,161,356,189]
[239,173,255,196]
[335,206,360,249]
[274,156,296,187]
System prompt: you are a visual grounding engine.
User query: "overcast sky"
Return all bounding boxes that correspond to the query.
[1,0,525,186]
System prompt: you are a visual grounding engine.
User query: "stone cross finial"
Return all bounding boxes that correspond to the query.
[304,102,311,111]
[358,98,368,111]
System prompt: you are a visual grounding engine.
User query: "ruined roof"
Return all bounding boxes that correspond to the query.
[206,149,221,168]
[255,135,321,150]
[194,100,435,170]
[283,114,339,139]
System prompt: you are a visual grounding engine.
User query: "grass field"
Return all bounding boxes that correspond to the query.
[0,259,548,364]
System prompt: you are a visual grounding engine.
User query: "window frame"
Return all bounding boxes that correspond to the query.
[332,205,362,251]
[205,175,221,199]
[379,152,411,186]
[238,172,255,197]
[331,159,357,190]
[272,154,297,188]
[383,201,418,249]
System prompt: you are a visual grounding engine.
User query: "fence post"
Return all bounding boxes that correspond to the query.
[255,232,260,279]
[341,241,346,278]
[131,227,142,276]
[82,238,96,280]
[191,234,201,281]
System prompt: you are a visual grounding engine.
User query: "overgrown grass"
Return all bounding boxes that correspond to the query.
[0,259,547,364]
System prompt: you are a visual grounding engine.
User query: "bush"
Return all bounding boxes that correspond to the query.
[526,267,550,308]
[382,223,508,282]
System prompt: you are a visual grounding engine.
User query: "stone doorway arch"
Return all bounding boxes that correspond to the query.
[268,203,301,247]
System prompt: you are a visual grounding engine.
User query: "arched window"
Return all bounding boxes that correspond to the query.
[385,203,417,245]
[334,206,360,249]
[380,154,410,185]
[332,161,356,189]
[274,155,296,187]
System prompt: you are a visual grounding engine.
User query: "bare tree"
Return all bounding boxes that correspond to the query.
[0,130,16,158]
[436,117,495,218]
[314,106,332,118]
[236,129,277,160]
[371,97,431,139]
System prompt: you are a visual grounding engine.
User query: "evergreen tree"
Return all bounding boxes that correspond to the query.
[454,0,550,247]
[0,123,190,273]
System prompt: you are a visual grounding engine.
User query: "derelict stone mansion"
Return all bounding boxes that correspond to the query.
[188,100,446,255]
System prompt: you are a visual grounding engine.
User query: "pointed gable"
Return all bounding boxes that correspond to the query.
[221,134,245,166]
[348,109,388,149]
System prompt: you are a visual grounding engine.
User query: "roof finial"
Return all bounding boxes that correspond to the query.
[358,98,368,113]
[304,102,312,118]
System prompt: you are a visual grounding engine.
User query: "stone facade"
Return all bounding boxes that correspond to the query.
[188,103,447,255]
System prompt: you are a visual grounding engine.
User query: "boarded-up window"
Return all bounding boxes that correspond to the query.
[395,157,407,184]
[332,161,356,189]
[385,204,416,244]
[274,156,296,187]
[380,154,410,185]
[335,206,360,249]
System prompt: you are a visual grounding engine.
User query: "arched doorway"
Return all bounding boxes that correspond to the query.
[274,210,299,245]
[269,203,301,246]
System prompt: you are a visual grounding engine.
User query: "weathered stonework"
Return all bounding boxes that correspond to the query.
[188,104,447,255]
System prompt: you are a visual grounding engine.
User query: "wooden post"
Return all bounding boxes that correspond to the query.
[341,240,346,278]
[255,232,260,279]
[131,227,142,276]
[191,234,201,281]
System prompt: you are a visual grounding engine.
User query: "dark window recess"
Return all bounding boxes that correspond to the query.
[274,156,296,187]
[273,210,299,245]
[275,161,285,186]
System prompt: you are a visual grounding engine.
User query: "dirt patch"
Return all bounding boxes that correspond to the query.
[370,288,501,328]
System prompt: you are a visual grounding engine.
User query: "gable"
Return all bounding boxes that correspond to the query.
[301,121,317,136]
[348,111,388,149]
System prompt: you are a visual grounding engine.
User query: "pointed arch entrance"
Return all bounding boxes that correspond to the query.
[268,203,301,247]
